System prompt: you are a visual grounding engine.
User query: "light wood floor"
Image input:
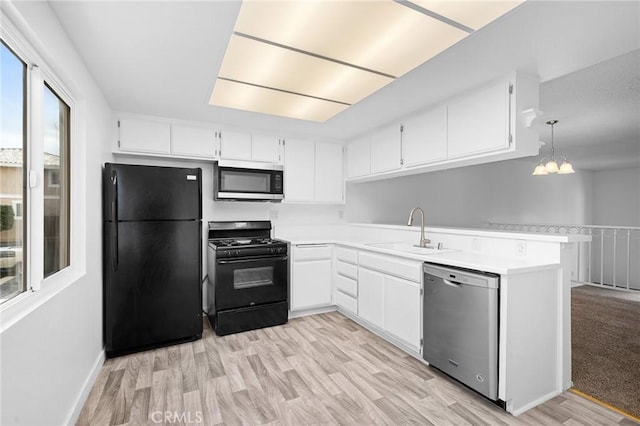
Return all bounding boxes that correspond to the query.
[78,312,638,425]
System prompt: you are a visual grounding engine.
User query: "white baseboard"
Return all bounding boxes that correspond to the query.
[288,305,337,319]
[509,390,561,416]
[65,349,106,425]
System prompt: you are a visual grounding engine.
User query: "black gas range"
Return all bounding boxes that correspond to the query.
[206,221,288,335]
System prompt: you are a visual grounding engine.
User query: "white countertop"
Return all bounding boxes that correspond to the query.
[349,223,592,243]
[279,237,560,275]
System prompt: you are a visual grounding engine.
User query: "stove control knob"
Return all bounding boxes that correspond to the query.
[235,250,240,257]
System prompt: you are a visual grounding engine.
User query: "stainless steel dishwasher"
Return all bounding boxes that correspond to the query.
[423,262,500,402]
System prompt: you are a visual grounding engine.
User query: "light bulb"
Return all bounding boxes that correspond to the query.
[558,161,575,174]
[532,164,548,176]
[545,160,559,174]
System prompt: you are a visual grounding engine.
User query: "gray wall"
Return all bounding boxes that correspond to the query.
[346,158,596,227]
[592,166,640,226]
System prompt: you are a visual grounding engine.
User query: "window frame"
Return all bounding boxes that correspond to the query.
[0,8,86,317]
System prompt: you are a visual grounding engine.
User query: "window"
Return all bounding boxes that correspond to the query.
[1,33,72,304]
[0,41,26,304]
[43,83,70,278]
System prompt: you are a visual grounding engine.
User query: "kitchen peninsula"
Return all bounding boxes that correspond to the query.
[277,222,590,415]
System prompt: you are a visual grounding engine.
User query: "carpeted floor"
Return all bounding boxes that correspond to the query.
[572,285,640,419]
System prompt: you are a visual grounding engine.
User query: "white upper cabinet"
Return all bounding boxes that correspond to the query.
[344,72,539,182]
[315,142,344,202]
[171,124,217,158]
[346,136,370,179]
[284,139,344,203]
[219,130,252,160]
[447,79,511,158]
[252,134,282,163]
[284,138,315,202]
[402,106,447,167]
[119,117,171,154]
[370,123,401,173]
[219,131,282,163]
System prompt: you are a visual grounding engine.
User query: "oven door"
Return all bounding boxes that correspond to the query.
[214,254,288,311]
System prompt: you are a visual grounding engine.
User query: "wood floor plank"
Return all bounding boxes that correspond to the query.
[80,312,637,426]
[127,387,151,425]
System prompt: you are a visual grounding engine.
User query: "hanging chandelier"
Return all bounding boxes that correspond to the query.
[532,120,575,176]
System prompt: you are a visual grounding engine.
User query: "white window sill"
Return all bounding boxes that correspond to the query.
[0,266,86,334]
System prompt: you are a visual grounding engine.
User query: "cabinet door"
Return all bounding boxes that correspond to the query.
[384,275,421,349]
[252,134,281,163]
[119,117,170,154]
[291,259,332,310]
[370,124,401,173]
[346,137,370,178]
[358,267,385,329]
[284,139,315,202]
[315,142,344,203]
[171,124,216,158]
[402,106,447,167]
[220,130,252,160]
[447,79,511,158]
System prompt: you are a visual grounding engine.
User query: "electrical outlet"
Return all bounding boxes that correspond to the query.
[516,240,527,256]
[472,238,481,251]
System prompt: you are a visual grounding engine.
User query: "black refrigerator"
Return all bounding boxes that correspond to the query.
[103,163,203,357]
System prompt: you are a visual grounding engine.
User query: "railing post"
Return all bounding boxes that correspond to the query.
[627,229,631,290]
[600,228,605,287]
[589,228,593,283]
[613,229,617,288]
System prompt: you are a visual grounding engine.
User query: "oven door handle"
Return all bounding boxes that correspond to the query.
[217,255,288,264]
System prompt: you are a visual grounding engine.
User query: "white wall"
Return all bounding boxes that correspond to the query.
[592,166,640,226]
[346,158,594,227]
[0,2,112,425]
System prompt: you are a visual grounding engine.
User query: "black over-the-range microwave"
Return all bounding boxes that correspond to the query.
[214,160,284,201]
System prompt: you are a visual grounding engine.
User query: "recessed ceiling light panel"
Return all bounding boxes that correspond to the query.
[408,0,524,31]
[233,0,468,77]
[209,0,526,122]
[219,34,394,105]
[210,78,349,122]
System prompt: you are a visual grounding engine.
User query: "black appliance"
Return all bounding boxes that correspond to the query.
[214,160,284,201]
[206,221,288,335]
[103,163,203,357]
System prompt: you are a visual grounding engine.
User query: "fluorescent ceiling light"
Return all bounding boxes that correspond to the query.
[209,0,526,122]
[407,0,524,31]
[209,78,349,122]
[219,34,393,105]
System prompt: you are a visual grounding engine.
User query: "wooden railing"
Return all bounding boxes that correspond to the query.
[488,223,640,292]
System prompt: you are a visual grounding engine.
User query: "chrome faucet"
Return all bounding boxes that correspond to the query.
[407,207,430,248]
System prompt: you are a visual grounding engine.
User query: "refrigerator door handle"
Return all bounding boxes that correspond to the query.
[111,170,118,271]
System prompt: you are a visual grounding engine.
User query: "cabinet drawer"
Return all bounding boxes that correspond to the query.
[335,290,357,315]
[336,274,357,297]
[336,260,357,280]
[294,245,331,261]
[359,251,422,283]
[335,246,357,264]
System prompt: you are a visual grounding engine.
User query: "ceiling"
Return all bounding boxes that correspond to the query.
[49,1,639,171]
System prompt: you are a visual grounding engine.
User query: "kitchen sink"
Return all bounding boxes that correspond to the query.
[365,242,454,255]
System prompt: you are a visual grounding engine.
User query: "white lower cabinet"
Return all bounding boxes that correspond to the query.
[384,275,421,349]
[358,267,385,330]
[358,251,422,351]
[290,245,332,311]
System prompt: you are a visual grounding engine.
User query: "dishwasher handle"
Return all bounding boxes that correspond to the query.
[442,278,463,288]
